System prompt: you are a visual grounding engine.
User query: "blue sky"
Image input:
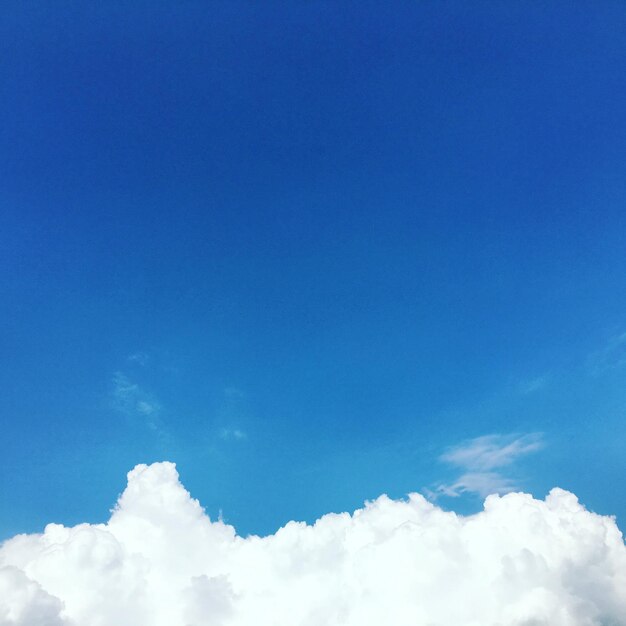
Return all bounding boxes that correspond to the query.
[1,1,625,539]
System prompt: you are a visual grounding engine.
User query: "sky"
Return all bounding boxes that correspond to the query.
[1,0,626,548]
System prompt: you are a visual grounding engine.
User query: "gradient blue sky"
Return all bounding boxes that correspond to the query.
[1,1,625,539]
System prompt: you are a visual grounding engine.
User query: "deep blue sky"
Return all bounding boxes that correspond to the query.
[1,1,625,538]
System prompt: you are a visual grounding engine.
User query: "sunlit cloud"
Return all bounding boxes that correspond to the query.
[1,462,624,626]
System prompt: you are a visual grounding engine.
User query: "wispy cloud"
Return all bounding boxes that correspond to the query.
[588,332,626,375]
[223,386,244,399]
[431,433,544,499]
[516,374,550,396]
[433,472,517,499]
[215,386,249,443]
[219,428,247,441]
[440,432,543,471]
[127,351,150,366]
[111,372,162,432]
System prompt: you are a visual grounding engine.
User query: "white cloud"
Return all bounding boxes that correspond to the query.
[0,566,66,626]
[1,462,625,626]
[433,433,543,498]
[441,433,543,471]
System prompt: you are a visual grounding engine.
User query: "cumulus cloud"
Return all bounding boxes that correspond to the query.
[0,566,66,626]
[1,462,625,626]
[433,433,543,498]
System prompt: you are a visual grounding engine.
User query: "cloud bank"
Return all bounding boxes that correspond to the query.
[1,462,625,626]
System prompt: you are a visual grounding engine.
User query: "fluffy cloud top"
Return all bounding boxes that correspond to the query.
[1,462,625,626]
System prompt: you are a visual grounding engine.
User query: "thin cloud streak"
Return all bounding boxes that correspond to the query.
[588,331,626,375]
[110,372,170,442]
[440,433,544,471]
[432,433,544,499]
[111,372,161,418]
[127,351,150,366]
[517,374,550,396]
[219,428,247,441]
